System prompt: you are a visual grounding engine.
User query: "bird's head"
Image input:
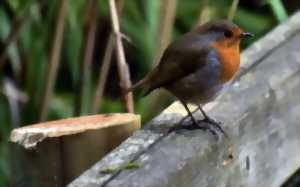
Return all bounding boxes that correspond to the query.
[195,20,253,47]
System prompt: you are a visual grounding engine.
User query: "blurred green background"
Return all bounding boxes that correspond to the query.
[0,0,299,186]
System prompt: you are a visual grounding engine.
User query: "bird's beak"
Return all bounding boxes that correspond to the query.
[240,32,254,38]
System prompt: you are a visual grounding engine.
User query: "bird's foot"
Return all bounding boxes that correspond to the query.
[168,121,204,133]
[194,120,219,138]
[168,116,228,140]
[200,117,228,138]
[169,118,219,138]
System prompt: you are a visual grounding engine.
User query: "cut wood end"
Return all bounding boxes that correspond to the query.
[10,113,140,149]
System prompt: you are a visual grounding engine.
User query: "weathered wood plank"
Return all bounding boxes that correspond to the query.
[68,11,300,187]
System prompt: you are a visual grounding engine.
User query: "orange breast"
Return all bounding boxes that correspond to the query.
[210,41,240,82]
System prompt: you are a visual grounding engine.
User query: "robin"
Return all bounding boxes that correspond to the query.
[128,20,253,135]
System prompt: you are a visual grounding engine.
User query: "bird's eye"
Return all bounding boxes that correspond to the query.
[223,30,233,38]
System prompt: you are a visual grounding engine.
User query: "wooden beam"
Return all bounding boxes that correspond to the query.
[10,113,140,187]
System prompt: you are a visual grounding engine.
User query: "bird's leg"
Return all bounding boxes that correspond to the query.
[180,106,199,122]
[171,101,217,137]
[197,105,228,137]
[181,102,198,125]
[168,102,203,132]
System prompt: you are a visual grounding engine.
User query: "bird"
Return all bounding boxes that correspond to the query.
[127,20,253,135]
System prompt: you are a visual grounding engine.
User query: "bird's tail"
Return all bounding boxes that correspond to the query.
[126,78,152,96]
[125,80,143,93]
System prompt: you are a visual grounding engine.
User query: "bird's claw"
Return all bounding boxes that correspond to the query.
[201,117,228,138]
[169,119,219,139]
[169,116,228,140]
[168,121,205,133]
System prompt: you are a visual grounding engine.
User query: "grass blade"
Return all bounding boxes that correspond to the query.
[38,0,67,121]
[269,0,288,23]
[74,0,98,116]
[228,0,239,21]
[108,0,134,113]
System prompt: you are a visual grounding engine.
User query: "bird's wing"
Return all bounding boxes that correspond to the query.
[142,41,211,95]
